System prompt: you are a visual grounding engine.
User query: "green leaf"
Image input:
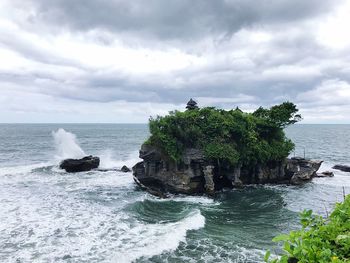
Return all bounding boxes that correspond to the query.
[264,250,271,262]
[272,234,290,242]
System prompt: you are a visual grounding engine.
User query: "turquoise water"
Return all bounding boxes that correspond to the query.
[0,124,349,262]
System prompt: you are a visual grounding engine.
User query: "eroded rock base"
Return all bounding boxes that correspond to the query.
[133,145,323,197]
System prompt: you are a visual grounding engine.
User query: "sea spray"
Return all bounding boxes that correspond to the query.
[98,149,115,169]
[99,150,141,169]
[52,128,86,160]
[52,129,141,169]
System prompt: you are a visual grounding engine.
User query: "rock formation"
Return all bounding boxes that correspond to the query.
[332,164,350,172]
[59,155,100,173]
[132,145,323,196]
[120,165,131,173]
[315,171,334,177]
[286,157,324,185]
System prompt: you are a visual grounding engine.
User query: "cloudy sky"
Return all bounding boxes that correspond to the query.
[1,0,350,123]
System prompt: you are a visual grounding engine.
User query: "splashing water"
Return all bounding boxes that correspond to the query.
[52,128,86,160]
[99,150,142,169]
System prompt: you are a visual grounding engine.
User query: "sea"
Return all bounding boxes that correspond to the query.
[0,124,349,263]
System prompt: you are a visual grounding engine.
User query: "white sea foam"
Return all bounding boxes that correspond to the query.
[0,162,52,176]
[99,150,139,169]
[232,246,266,263]
[313,175,350,187]
[313,162,350,187]
[112,210,205,263]
[154,194,215,204]
[52,128,86,160]
[99,150,141,169]
[98,149,118,169]
[64,171,135,192]
[318,162,337,173]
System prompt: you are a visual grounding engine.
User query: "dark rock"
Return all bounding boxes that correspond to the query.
[132,143,323,196]
[287,158,323,185]
[62,255,72,260]
[120,165,131,173]
[97,168,119,172]
[28,229,34,237]
[315,171,334,177]
[132,161,168,198]
[332,164,350,172]
[59,156,100,173]
[133,145,205,196]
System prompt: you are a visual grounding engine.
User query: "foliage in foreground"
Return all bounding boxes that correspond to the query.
[147,102,301,167]
[265,195,350,263]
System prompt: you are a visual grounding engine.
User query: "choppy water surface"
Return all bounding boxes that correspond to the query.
[0,124,349,263]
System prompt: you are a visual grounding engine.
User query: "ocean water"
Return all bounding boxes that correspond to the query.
[0,124,349,263]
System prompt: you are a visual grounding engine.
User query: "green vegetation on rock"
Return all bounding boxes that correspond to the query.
[147,101,301,167]
[265,195,350,263]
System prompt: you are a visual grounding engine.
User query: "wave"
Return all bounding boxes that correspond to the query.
[0,162,53,176]
[313,162,350,187]
[0,154,140,177]
[112,209,205,263]
[318,162,350,175]
[154,194,216,204]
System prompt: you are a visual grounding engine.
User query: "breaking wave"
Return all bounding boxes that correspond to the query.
[112,210,205,263]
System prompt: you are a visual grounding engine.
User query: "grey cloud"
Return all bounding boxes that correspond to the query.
[1,32,347,111]
[0,31,87,71]
[21,0,338,40]
[1,0,350,122]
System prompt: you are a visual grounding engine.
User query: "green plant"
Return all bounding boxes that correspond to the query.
[147,102,300,167]
[265,195,350,263]
[253,102,302,128]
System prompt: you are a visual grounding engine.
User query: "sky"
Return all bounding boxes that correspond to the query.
[1,0,350,123]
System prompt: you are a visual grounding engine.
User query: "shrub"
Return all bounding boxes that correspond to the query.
[265,195,350,263]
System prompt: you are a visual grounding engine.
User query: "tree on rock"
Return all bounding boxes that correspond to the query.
[253,102,302,128]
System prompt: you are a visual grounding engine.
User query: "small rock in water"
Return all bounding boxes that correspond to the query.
[120,165,131,172]
[332,164,350,172]
[315,171,334,177]
[28,229,34,237]
[59,156,100,173]
[54,228,61,235]
[62,255,72,260]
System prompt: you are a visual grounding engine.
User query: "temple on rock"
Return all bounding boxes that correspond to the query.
[186,98,198,110]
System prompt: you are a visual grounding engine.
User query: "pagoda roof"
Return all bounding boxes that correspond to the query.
[187,98,197,106]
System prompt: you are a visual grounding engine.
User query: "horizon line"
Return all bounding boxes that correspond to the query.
[1,122,350,125]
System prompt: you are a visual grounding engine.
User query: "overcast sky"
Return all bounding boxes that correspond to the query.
[1,0,350,123]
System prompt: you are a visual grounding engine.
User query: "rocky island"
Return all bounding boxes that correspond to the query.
[133,100,323,197]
